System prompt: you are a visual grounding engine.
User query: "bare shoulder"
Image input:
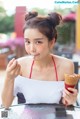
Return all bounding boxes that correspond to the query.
[17,55,33,76]
[52,54,74,74]
[58,55,74,67]
[17,55,33,67]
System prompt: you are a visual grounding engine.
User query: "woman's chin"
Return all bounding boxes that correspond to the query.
[34,56,39,60]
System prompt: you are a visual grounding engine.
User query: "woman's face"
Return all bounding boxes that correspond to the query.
[24,28,54,60]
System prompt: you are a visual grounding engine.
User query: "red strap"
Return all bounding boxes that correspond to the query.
[52,56,58,81]
[29,56,58,81]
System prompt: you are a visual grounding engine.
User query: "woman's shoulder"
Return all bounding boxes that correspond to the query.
[17,55,33,71]
[17,55,33,64]
[52,54,74,73]
[17,55,34,76]
[53,54,73,64]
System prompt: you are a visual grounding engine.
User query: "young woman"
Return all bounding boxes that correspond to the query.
[2,11,77,108]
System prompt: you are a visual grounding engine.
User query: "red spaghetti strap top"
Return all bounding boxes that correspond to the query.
[29,56,58,81]
[52,56,58,81]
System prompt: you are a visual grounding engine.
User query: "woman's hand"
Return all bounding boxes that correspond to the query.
[6,58,21,80]
[1,58,21,108]
[62,88,78,105]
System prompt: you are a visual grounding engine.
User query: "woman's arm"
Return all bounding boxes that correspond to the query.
[1,77,15,108]
[62,60,78,105]
[1,58,21,108]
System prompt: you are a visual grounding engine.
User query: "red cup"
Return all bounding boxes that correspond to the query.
[65,83,75,93]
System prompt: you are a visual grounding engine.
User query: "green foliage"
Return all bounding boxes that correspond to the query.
[31,7,48,15]
[0,6,76,44]
[31,7,76,45]
[0,6,6,13]
[57,22,75,44]
[53,5,77,15]
[0,6,14,33]
[0,15,14,33]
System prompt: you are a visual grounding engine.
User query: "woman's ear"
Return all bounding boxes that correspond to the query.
[49,38,56,49]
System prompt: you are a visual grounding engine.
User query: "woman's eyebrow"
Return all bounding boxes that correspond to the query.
[24,38,29,41]
[34,38,44,41]
[24,37,44,41]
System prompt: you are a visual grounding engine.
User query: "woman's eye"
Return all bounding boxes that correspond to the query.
[25,41,30,44]
[36,41,43,44]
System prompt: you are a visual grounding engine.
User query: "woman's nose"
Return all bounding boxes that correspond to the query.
[30,43,36,52]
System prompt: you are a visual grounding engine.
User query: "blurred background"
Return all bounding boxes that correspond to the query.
[0,0,80,105]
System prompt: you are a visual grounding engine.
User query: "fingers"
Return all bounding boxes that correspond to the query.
[62,88,78,105]
[68,88,78,96]
[7,59,18,71]
[64,89,71,96]
[14,64,21,76]
[7,58,15,67]
[6,58,21,79]
[10,60,17,70]
[64,88,77,97]
[7,58,21,73]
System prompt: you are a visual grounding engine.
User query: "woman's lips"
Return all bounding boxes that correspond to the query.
[34,54,40,57]
[29,54,40,58]
[32,54,40,57]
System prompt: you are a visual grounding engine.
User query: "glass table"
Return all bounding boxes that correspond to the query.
[0,104,80,119]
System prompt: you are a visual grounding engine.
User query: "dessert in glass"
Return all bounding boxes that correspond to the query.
[64,74,80,93]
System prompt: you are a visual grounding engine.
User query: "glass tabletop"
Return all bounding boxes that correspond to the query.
[0,104,80,119]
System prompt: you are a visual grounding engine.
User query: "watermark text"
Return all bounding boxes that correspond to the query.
[54,0,80,4]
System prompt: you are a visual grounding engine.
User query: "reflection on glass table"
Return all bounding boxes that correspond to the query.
[0,104,80,119]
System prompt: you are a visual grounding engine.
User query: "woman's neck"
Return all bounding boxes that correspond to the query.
[34,54,53,69]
